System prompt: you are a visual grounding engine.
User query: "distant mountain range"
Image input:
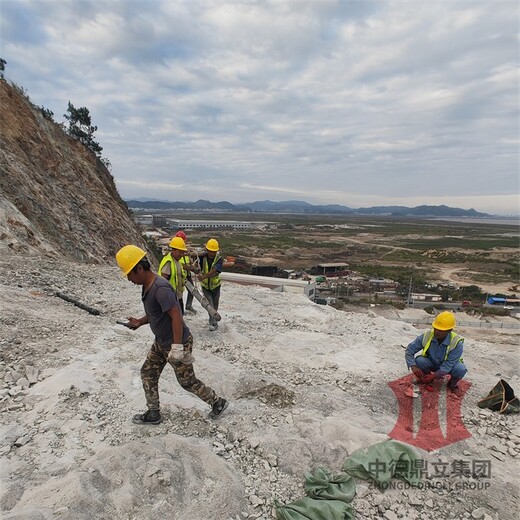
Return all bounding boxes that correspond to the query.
[125,199,491,217]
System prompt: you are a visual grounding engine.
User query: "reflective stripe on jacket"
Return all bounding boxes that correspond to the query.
[158,254,184,297]
[421,329,464,361]
[201,254,221,290]
[179,255,190,281]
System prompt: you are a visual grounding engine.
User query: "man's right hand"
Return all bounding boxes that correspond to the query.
[126,317,141,330]
[411,366,424,380]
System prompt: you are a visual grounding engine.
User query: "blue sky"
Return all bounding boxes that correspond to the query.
[2,0,519,214]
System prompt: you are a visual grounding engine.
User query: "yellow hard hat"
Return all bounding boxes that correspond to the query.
[116,245,146,275]
[206,238,219,252]
[169,236,187,251]
[432,311,456,331]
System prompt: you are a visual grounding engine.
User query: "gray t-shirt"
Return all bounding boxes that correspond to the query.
[142,275,190,348]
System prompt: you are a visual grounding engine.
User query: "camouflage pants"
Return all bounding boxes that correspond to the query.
[140,335,218,411]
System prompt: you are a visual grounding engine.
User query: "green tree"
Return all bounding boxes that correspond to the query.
[39,105,54,120]
[459,285,484,301]
[101,157,112,171]
[64,101,103,156]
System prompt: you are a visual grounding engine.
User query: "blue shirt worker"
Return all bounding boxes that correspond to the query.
[115,245,228,424]
[405,311,467,391]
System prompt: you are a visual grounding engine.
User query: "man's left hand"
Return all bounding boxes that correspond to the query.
[422,373,436,383]
[126,317,141,330]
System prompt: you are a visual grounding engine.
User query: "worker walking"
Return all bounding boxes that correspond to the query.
[197,238,223,331]
[116,245,228,424]
[405,311,467,392]
[158,236,188,314]
[175,231,196,313]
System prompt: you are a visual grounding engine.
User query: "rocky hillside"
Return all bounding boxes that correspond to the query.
[0,79,146,262]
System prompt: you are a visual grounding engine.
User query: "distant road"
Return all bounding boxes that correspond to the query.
[407,301,464,310]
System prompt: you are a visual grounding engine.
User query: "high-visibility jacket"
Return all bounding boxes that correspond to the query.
[201,254,222,290]
[158,254,184,297]
[179,255,191,281]
[421,329,464,362]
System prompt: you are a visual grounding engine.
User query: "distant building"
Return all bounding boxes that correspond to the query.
[168,219,256,229]
[252,265,283,277]
[134,214,153,226]
[152,215,167,227]
[369,278,399,291]
[312,263,349,276]
[411,293,442,302]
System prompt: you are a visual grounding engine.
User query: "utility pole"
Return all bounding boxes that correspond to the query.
[407,278,413,307]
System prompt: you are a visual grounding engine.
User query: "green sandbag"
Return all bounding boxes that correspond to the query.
[478,379,520,414]
[342,439,421,487]
[275,497,355,520]
[304,467,356,503]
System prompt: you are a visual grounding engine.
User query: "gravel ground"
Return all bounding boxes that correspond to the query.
[0,252,518,520]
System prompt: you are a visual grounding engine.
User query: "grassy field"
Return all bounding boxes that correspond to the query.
[138,210,519,292]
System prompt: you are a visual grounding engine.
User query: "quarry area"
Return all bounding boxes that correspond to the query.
[1,251,519,520]
[1,75,519,520]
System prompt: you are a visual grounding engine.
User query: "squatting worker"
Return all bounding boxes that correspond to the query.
[405,311,467,392]
[197,238,223,331]
[115,245,228,424]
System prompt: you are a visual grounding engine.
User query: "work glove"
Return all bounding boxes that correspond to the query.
[167,344,194,364]
[422,373,436,383]
[411,366,424,380]
[168,344,185,363]
[435,371,448,380]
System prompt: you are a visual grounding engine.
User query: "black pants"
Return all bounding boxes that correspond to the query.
[202,286,220,325]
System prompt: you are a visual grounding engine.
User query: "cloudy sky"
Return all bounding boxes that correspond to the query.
[2,0,519,214]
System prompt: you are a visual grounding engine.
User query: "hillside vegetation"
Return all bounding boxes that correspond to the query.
[0,79,146,262]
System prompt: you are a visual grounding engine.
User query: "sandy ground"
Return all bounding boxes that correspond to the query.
[432,266,516,296]
[0,252,519,520]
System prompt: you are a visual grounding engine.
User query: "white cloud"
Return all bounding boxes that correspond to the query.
[1,0,518,214]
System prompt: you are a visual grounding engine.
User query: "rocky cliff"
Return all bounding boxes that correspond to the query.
[0,79,147,262]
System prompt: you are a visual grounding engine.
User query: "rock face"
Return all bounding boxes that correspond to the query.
[0,79,147,262]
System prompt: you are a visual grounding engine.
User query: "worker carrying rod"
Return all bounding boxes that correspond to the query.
[159,234,221,323]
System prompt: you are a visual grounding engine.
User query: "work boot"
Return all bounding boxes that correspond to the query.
[132,410,162,425]
[209,398,228,419]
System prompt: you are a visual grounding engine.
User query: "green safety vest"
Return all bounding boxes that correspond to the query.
[421,329,464,362]
[158,254,184,296]
[179,255,191,281]
[201,254,222,290]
